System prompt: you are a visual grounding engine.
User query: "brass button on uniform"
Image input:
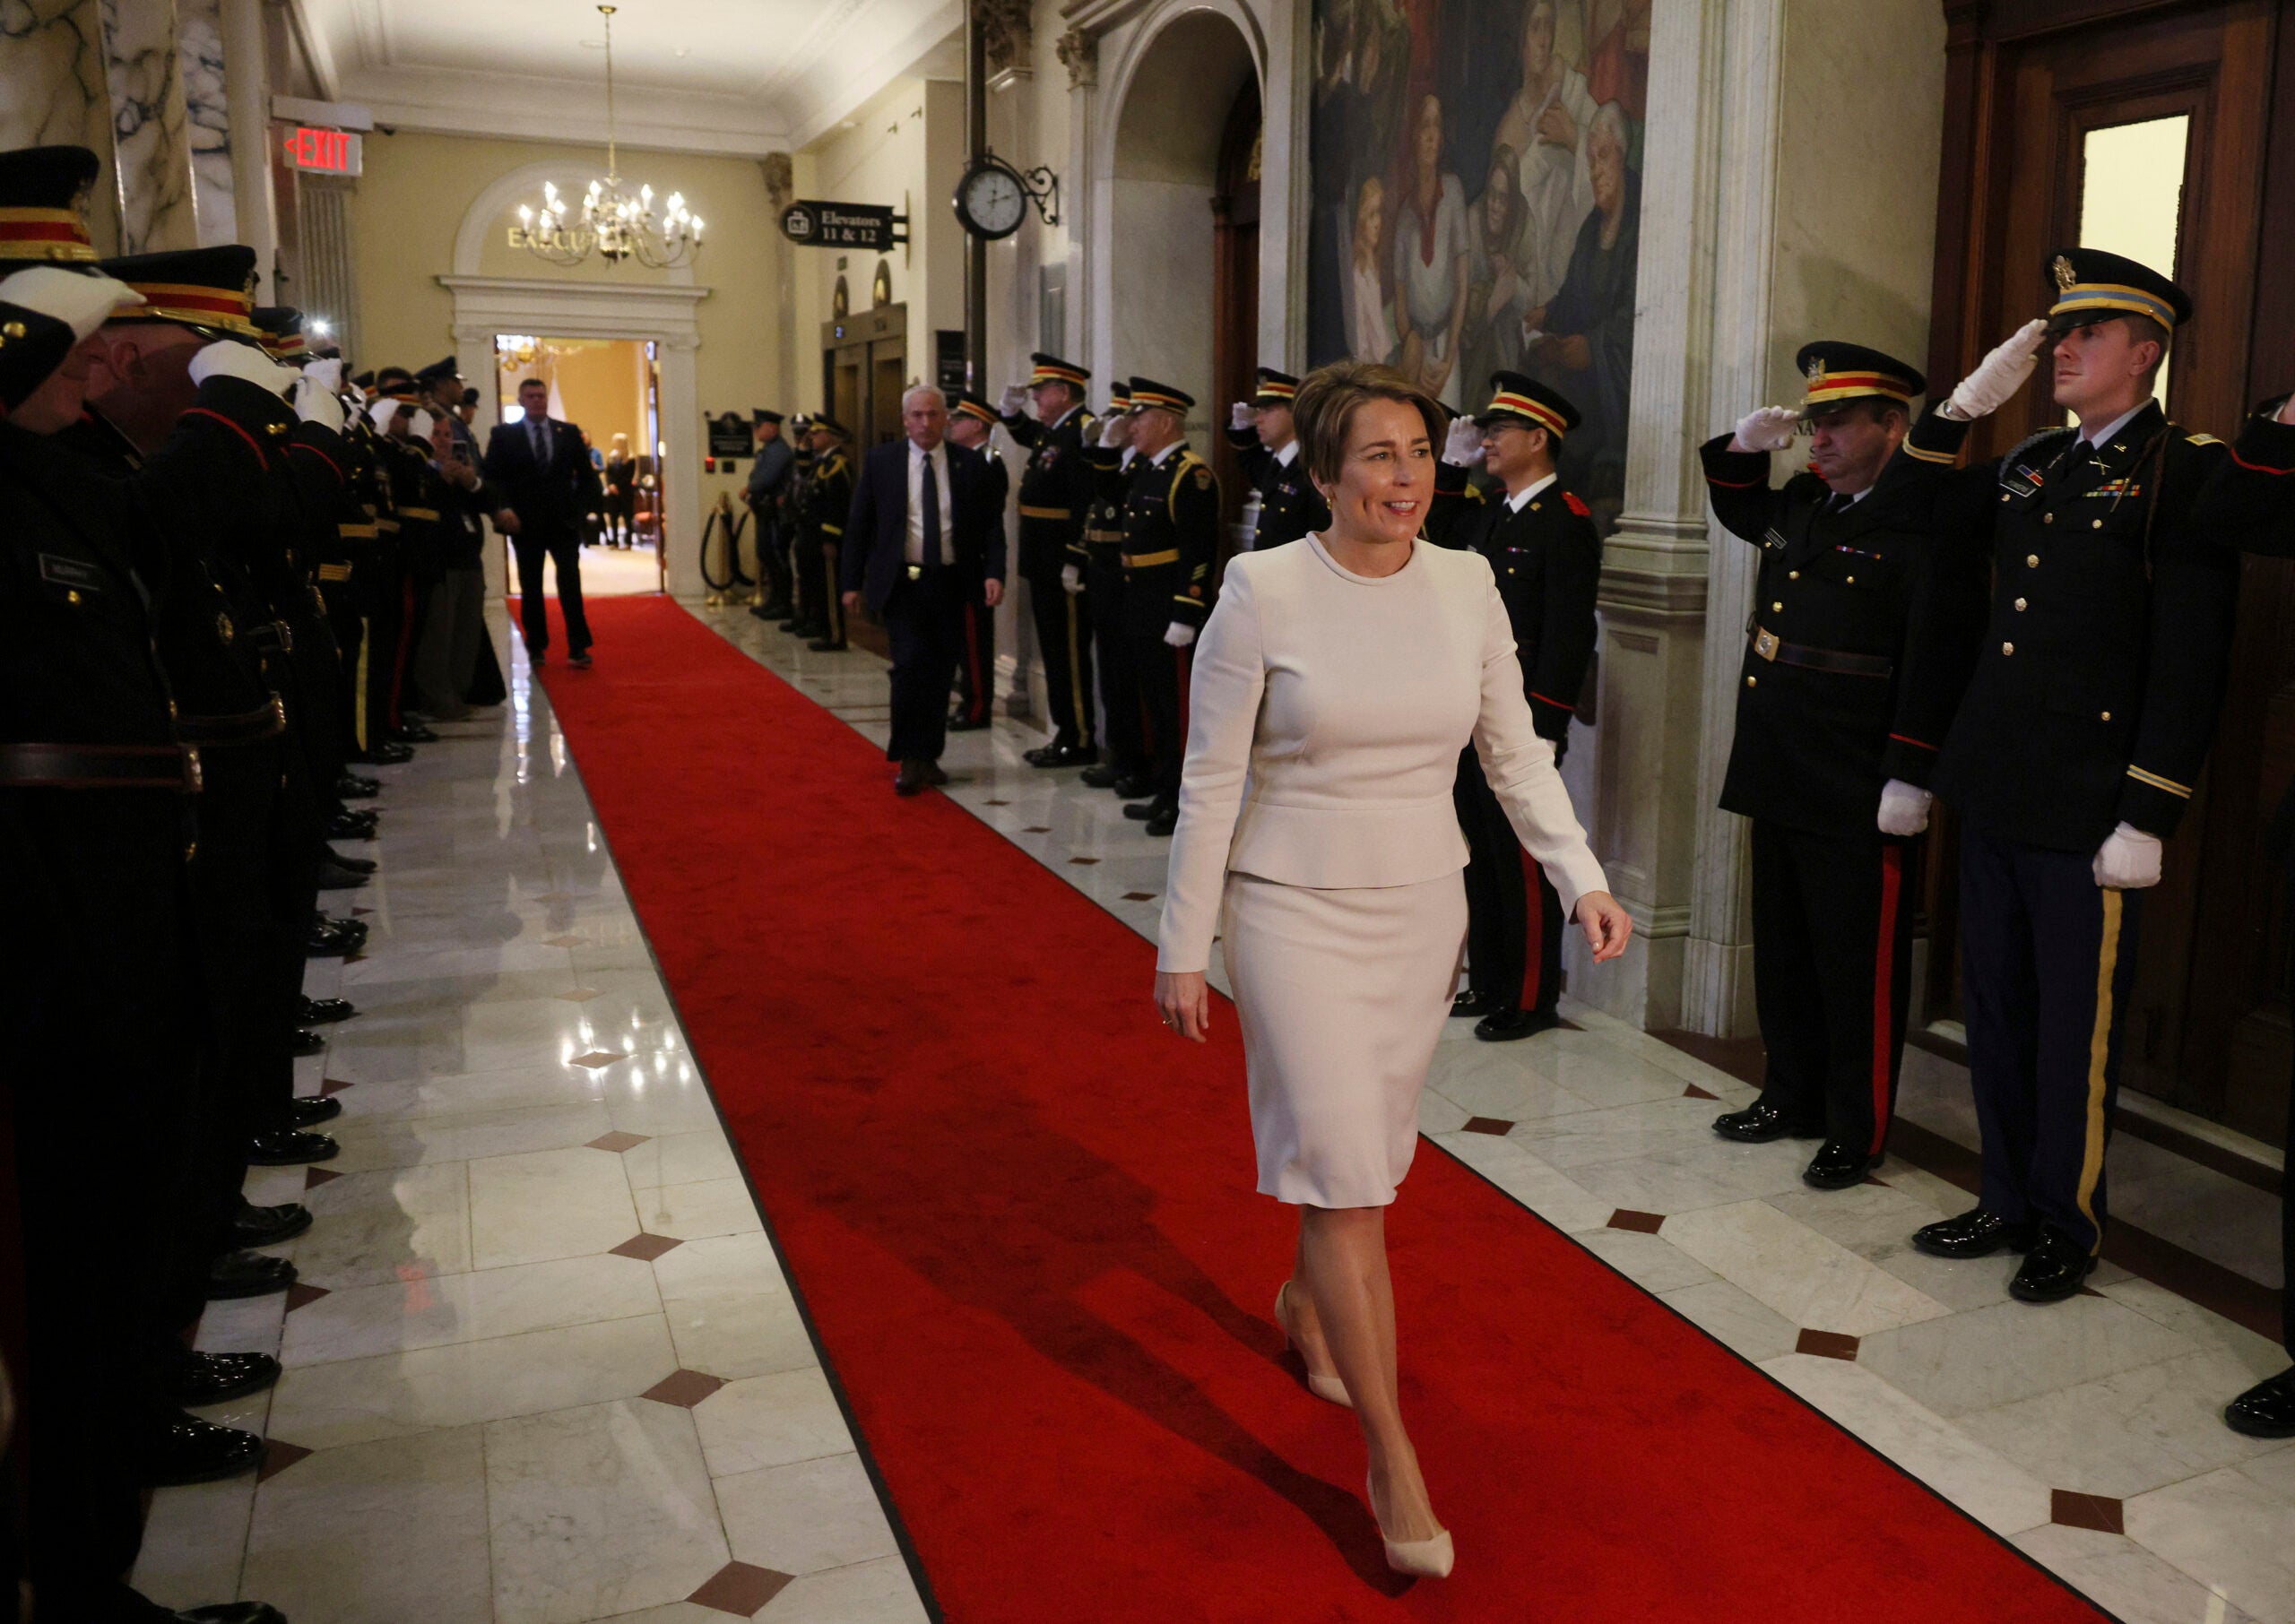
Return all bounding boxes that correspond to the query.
[2100,711,2112,721]
[1846,575,1856,584]
[2027,554,2040,567]
[2002,642,2015,655]
[2043,513,2055,524]
[2014,598,2027,611]
[65,589,81,605]
[2092,519,2103,529]
[1,320,22,339]
[1771,600,1783,612]
[1788,570,1800,580]
[1745,675,1758,688]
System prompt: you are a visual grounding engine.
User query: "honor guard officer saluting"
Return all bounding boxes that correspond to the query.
[1225,367,1328,552]
[1901,248,2295,1300]
[801,414,854,651]
[1423,372,1600,1041]
[1078,382,1156,797]
[1701,343,1988,1190]
[1108,376,1219,837]
[999,353,1099,766]
[943,390,1009,730]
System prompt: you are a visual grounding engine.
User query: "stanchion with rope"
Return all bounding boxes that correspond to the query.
[699,492,757,606]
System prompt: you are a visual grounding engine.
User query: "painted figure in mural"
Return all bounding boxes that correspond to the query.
[1461,145,1531,395]
[1345,177,1397,365]
[1392,93,1471,409]
[1488,0,1597,311]
[1311,0,1414,363]
[1523,100,1636,512]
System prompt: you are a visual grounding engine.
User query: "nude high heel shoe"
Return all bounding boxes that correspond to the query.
[1274,1282,1352,1407]
[1367,1472,1455,1579]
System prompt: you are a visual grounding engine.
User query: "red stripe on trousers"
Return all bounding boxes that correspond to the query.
[1870,843,1903,1158]
[1519,847,1544,1011]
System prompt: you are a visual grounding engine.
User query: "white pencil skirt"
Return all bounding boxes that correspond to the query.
[1219,868,1469,1208]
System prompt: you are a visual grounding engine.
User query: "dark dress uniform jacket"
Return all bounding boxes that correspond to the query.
[839,439,1009,613]
[1224,430,1329,551]
[1916,401,2256,850]
[1425,478,1601,747]
[802,447,854,558]
[481,416,603,540]
[1002,404,1096,571]
[1702,417,1988,838]
[1116,444,1221,635]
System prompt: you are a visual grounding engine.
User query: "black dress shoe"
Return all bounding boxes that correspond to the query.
[1079,762,1123,788]
[922,761,950,786]
[316,860,368,891]
[1144,799,1178,838]
[324,846,377,874]
[1912,1205,2037,1259]
[780,618,814,635]
[2225,1367,2295,1438]
[388,723,440,744]
[326,808,378,840]
[570,652,593,669]
[351,741,413,765]
[291,1094,343,1127]
[247,1129,339,1166]
[1712,1098,1826,1144]
[300,995,357,1024]
[946,713,991,731]
[288,1029,326,1058]
[173,1350,282,1406]
[1475,1006,1562,1042]
[173,1602,288,1623]
[1111,773,1154,799]
[316,911,367,942]
[231,1201,312,1247]
[1802,1139,1882,1190]
[305,921,356,958]
[1122,799,1159,821]
[2009,1227,2098,1303]
[895,760,930,797]
[749,600,792,620]
[1029,741,1095,769]
[206,1249,297,1300]
[1451,989,1494,1018]
[335,773,380,800]
[135,1411,264,1486]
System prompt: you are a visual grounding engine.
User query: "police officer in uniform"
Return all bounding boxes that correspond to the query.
[1701,344,1988,1188]
[782,412,822,636]
[998,353,1098,766]
[1077,383,1153,796]
[1425,373,1603,1041]
[802,415,854,651]
[1901,251,2293,1300]
[1225,367,1328,551]
[944,391,1007,730]
[745,409,795,620]
[1104,376,1218,836]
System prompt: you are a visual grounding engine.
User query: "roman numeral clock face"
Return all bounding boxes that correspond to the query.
[957,161,1026,240]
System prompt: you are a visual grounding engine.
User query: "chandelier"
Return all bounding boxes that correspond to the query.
[516,4,703,270]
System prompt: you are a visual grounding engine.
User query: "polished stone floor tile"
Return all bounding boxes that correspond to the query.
[757,1556,932,1624]
[291,1160,474,1290]
[2011,1525,2258,1624]
[487,1400,731,1624]
[1656,1279,1799,1362]
[635,1176,768,1242]
[2124,1464,2295,1624]
[468,1144,643,1268]
[653,1232,818,1382]
[1663,1199,1952,1338]
[693,1368,855,1478]
[1858,1295,2200,1419]
[715,1452,902,1577]
[281,1251,663,1367]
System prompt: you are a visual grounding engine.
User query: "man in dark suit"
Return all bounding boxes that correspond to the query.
[483,376,604,668]
[840,384,1008,795]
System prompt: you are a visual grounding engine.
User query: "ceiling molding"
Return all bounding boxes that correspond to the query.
[784,0,965,151]
[354,67,791,157]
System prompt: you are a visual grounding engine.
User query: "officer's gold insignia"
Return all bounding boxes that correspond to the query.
[217,611,235,644]
[1805,358,1825,384]
[2052,255,2077,293]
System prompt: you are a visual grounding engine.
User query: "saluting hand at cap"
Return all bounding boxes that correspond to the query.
[998,383,1028,418]
[1441,415,1485,467]
[1729,405,1799,454]
[1944,318,2049,421]
[1231,401,1255,432]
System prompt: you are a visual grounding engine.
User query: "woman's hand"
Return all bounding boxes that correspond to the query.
[1155,971,1211,1042]
[1575,891,1633,963]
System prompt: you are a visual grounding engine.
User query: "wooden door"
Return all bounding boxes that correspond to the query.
[1210,81,1263,550]
[1926,0,2291,1141]
[868,341,906,446]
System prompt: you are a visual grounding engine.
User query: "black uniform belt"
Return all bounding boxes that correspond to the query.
[0,740,202,792]
[243,620,295,655]
[1750,627,1893,678]
[176,696,287,746]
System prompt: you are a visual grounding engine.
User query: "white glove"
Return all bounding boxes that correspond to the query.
[292,376,346,432]
[999,384,1027,418]
[300,357,343,395]
[1876,779,1934,838]
[1230,401,1255,431]
[1163,622,1196,649]
[1061,563,1082,596]
[404,407,436,441]
[187,338,295,395]
[0,265,143,339]
[2092,822,2163,890]
[1098,415,1129,449]
[1442,414,1485,467]
[1946,318,2048,421]
[368,394,404,428]
[1731,405,1799,454]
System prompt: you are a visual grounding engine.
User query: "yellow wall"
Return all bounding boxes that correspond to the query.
[495,338,646,456]
[347,128,785,514]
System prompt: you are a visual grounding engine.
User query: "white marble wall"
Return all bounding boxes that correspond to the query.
[0,0,123,254]
[175,0,235,245]
[100,0,199,254]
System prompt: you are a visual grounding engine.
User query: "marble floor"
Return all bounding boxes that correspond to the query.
[136,600,2295,1624]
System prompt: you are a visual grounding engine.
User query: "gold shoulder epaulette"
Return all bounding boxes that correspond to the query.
[2186,432,2221,446]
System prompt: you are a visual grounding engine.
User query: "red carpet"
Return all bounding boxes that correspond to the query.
[537,597,2107,1623]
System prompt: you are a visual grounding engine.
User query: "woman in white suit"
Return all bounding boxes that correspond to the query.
[1153,361,1631,1578]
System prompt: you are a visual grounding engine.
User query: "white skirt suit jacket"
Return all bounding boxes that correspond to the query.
[1156,534,1609,1206]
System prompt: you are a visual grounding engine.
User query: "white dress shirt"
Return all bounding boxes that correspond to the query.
[1504,471,1557,514]
[905,439,954,566]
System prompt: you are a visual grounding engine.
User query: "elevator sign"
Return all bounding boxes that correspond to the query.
[281,126,362,177]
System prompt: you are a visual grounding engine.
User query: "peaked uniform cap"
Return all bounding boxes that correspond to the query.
[0,146,101,265]
[1027,351,1089,388]
[412,354,461,385]
[811,413,851,439]
[2045,246,2192,333]
[1128,376,1192,414]
[950,392,999,426]
[253,306,305,360]
[1477,369,1581,436]
[753,408,784,426]
[1252,367,1301,404]
[100,245,261,337]
[1795,341,1925,411]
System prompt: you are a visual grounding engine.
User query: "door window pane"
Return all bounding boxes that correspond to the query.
[2076,115,2189,410]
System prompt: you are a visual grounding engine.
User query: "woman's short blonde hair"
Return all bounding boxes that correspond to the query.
[1293,360,1447,488]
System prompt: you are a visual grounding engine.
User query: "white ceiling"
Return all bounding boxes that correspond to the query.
[290,0,963,155]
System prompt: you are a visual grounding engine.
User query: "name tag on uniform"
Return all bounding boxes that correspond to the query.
[2002,465,2042,498]
[38,554,103,592]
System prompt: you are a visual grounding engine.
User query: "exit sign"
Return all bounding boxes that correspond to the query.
[281,125,362,177]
